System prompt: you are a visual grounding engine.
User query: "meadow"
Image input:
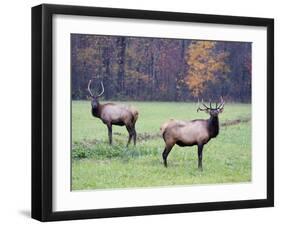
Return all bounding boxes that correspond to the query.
[72,101,251,190]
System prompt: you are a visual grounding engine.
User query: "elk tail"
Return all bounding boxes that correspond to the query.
[160,124,168,142]
[130,106,139,124]
[160,119,175,140]
[160,121,169,137]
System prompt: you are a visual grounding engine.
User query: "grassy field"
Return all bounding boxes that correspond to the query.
[72,101,251,190]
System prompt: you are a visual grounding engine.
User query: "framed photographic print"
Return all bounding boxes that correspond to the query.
[31,4,274,222]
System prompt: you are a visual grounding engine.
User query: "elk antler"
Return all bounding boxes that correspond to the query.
[197,97,225,112]
[217,96,225,110]
[88,80,94,96]
[97,82,104,97]
[197,99,210,112]
[209,101,212,109]
[88,80,105,97]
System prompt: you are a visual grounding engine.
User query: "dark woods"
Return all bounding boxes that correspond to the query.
[71,34,251,102]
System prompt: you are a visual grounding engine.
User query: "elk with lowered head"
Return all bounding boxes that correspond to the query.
[88,80,138,146]
[160,97,225,170]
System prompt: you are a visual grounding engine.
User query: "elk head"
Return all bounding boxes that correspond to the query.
[87,80,104,109]
[197,96,225,117]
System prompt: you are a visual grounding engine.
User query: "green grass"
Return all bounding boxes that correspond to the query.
[72,101,251,190]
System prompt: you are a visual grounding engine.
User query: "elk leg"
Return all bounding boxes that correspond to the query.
[197,144,203,170]
[132,125,137,146]
[162,144,173,167]
[107,124,112,145]
[126,125,134,147]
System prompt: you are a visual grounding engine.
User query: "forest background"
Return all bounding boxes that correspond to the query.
[71,34,252,102]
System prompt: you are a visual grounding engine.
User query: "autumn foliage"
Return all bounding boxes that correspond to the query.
[186,41,230,97]
[71,34,251,102]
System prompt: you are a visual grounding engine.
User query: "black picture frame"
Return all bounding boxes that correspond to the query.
[31,3,274,222]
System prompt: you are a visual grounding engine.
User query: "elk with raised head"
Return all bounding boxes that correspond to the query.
[88,80,138,146]
[160,97,225,170]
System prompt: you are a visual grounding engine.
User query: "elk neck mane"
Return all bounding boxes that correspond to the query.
[207,115,219,138]
[91,102,102,118]
[91,102,116,118]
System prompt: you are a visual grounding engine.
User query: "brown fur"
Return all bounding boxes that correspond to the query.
[88,80,139,146]
[160,105,224,170]
[92,102,138,146]
[161,119,210,146]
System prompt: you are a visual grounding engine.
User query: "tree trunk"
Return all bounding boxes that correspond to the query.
[116,37,126,94]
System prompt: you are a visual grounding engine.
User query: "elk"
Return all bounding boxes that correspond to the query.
[88,80,138,146]
[160,97,225,170]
